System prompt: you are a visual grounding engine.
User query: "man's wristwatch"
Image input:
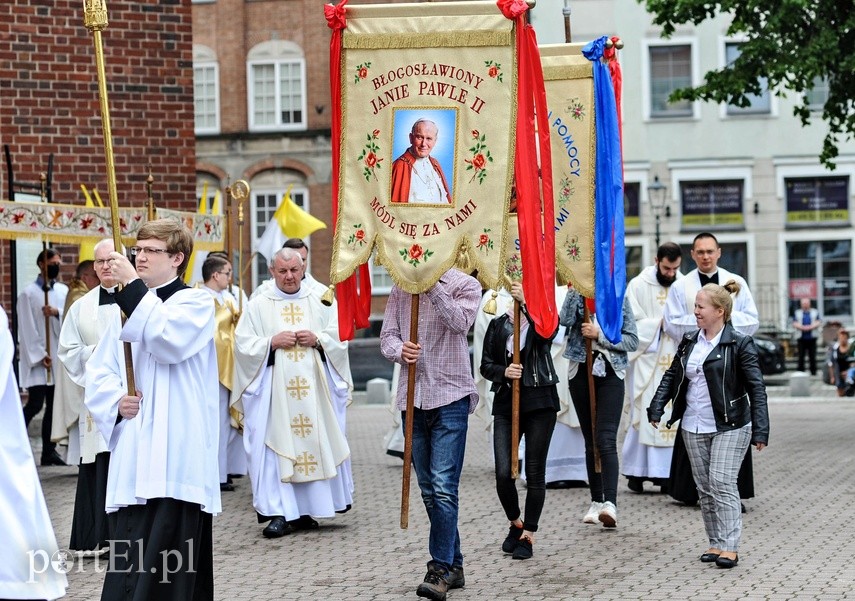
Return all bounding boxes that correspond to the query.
[313,338,322,350]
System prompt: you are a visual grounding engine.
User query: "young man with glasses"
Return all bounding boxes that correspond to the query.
[201,253,247,492]
[85,220,221,600]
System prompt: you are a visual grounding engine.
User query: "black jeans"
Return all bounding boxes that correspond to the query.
[493,408,557,532]
[797,338,817,375]
[23,385,56,457]
[569,362,623,505]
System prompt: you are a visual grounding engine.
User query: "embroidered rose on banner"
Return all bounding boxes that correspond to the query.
[558,176,575,207]
[565,237,582,262]
[505,253,523,282]
[354,62,372,84]
[357,130,384,182]
[400,243,434,267]
[464,131,493,185]
[347,223,367,248]
[567,97,585,121]
[485,60,503,83]
[476,228,493,253]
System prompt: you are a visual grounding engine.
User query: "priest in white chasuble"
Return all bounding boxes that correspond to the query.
[85,220,221,601]
[57,239,121,556]
[621,243,684,493]
[200,253,247,492]
[232,247,353,539]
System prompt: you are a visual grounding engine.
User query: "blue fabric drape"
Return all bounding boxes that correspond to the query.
[583,36,625,344]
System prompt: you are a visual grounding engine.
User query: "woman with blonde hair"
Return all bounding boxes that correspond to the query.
[649,281,769,569]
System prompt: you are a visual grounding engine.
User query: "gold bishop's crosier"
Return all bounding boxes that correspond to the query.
[229,180,250,316]
[83,0,135,394]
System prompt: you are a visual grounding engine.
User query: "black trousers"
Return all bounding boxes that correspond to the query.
[797,338,817,375]
[70,452,111,551]
[569,363,624,505]
[22,385,56,457]
[102,499,213,601]
[493,409,557,532]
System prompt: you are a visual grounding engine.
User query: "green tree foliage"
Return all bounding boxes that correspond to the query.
[642,0,855,167]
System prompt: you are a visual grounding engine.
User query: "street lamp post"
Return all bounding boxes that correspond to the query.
[647,175,669,248]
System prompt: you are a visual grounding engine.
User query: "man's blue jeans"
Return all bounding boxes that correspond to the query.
[404,397,469,572]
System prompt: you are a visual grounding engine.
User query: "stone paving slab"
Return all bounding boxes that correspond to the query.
[32,394,855,600]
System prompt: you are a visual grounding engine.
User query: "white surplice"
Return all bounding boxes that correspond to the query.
[232,284,353,520]
[85,287,222,515]
[621,266,682,480]
[57,286,117,464]
[663,267,759,341]
[16,279,68,388]
[0,305,67,600]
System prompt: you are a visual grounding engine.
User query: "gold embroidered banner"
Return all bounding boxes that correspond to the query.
[330,1,517,294]
[0,200,225,250]
[501,44,595,295]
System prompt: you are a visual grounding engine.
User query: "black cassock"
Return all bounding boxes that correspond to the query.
[70,451,111,552]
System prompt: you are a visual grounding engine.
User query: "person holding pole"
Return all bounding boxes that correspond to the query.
[380,267,481,601]
[18,247,68,466]
[560,287,637,528]
[480,281,560,560]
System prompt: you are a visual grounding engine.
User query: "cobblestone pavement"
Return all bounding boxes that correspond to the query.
[32,378,855,600]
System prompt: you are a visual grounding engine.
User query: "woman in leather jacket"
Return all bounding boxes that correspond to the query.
[648,280,769,569]
[480,283,559,560]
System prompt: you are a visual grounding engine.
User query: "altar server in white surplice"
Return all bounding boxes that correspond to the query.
[233,247,352,539]
[58,239,121,555]
[85,220,221,601]
[621,242,683,493]
[0,305,67,601]
[473,285,588,486]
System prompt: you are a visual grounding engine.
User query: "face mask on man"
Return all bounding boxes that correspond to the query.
[46,264,60,280]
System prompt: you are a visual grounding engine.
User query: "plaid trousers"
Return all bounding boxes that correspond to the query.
[682,424,752,552]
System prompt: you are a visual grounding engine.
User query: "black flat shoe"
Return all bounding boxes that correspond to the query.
[41,451,68,466]
[262,516,294,538]
[220,482,235,492]
[626,477,644,493]
[716,554,739,568]
[289,515,319,531]
[700,552,720,563]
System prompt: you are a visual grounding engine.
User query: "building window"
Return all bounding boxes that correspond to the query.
[252,188,308,286]
[805,76,829,112]
[248,60,306,130]
[724,43,770,116]
[679,179,745,231]
[785,175,849,227]
[625,245,643,281]
[193,45,220,134]
[369,253,394,295]
[787,240,851,320]
[648,44,693,118]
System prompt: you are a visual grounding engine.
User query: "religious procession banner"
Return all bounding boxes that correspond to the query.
[328,1,518,295]
[501,44,595,297]
[0,199,225,250]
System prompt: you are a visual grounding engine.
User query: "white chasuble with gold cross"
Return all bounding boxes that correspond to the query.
[626,266,680,447]
[233,287,350,486]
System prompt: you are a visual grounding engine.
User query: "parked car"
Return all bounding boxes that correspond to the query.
[753,334,786,376]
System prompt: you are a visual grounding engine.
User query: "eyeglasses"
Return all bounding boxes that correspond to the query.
[130,246,172,257]
[216,270,233,277]
[94,259,110,267]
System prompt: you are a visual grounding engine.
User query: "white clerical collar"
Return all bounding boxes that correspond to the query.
[100,285,117,294]
[698,269,718,277]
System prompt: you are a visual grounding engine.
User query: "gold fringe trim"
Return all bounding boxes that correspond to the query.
[344,30,512,50]
[542,64,592,82]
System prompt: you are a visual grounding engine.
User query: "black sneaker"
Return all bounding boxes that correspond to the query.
[416,568,448,601]
[512,537,533,560]
[501,523,524,553]
[446,565,465,589]
[626,476,644,493]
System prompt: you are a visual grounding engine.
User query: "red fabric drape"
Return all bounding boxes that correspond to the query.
[498,0,557,338]
[326,1,371,340]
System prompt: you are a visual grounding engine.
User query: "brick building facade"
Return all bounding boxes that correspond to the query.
[0,0,197,314]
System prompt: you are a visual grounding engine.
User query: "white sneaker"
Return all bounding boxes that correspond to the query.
[582,502,603,524]
[598,501,617,528]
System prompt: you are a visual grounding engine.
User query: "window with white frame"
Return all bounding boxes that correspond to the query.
[248,41,306,131]
[724,43,770,116]
[369,252,394,295]
[648,44,693,118]
[252,187,308,286]
[805,76,829,112]
[193,45,219,134]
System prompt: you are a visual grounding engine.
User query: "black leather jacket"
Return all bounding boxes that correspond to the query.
[648,323,769,446]
[480,307,559,392]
